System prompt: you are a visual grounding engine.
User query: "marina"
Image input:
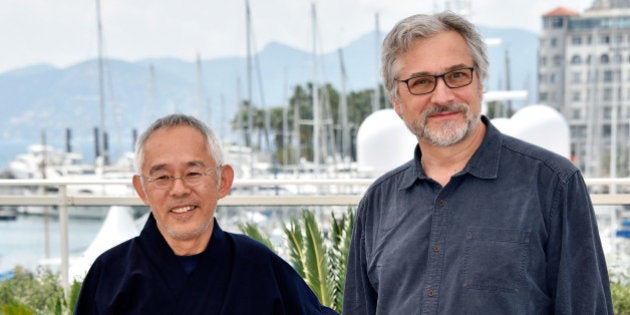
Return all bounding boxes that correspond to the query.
[0,1,630,313]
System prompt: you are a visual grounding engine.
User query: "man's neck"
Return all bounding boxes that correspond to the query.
[161,223,214,256]
[420,122,486,187]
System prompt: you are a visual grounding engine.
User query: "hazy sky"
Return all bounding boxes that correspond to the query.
[1,0,594,73]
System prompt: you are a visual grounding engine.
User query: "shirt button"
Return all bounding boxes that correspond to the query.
[438,199,446,206]
[427,289,436,297]
[432,245,441,252]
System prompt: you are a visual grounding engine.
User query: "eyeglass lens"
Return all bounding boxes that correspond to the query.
[404,68,473,95]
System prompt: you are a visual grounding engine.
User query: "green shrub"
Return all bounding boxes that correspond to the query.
[0,266,78,315]
[611,269,630,315]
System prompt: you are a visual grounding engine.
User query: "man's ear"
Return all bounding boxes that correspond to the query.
[217,165,234,199]
[132,175,150,205]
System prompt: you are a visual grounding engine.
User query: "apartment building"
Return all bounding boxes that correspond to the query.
[539,0,630,177]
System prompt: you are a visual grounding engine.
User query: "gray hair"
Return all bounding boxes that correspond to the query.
[381,11,489,100]
[133,114,224,173]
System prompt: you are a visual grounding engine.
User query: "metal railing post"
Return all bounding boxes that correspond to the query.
[58,184,70,296]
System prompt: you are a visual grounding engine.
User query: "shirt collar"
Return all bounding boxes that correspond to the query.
[398,115,501,190]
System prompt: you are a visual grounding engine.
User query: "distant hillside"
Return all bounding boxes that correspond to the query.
[0,26,538,167]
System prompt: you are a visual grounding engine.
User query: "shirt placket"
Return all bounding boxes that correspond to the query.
[421,192,449,315]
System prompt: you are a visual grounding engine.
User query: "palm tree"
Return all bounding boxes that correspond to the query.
[239,207,355,312]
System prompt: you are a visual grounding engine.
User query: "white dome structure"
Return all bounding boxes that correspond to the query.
[491,104,570,159]
[70,206,140,280]
[356,109,417,176]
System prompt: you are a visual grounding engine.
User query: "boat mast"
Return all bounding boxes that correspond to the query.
[311,2,320,174]
[95,0,107,165]
[245,0,253,150]
[338,49,350,161]
[372,13,381,113]
[196,54,205,120]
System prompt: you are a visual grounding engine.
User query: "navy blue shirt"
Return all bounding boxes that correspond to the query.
[344,117,613,314]
[75,214,338,314]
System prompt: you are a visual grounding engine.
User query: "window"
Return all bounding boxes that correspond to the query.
[572,91,582,101]
[551,38,558,48]
[540,56,547,66]
[604,70,614,82]
[600,35,611,44]
[615,34,624,44]
[603,88,613,101]
[571,55,582,64]
[551,17,564,28]
[572,72,582,83]
[539,92,548,101]
[550,73,558,83]
[572,109,582,119]
[615,54,623,64]
[539,74,547,83]
[601,54,610,64]
[571,36,582,45]
[553,55,563,66]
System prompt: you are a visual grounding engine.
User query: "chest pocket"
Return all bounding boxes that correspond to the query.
[463,227,530,293]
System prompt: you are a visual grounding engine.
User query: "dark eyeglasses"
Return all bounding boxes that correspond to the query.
[396,67,475,95]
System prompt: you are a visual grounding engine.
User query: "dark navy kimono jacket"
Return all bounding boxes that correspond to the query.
[74,214,337,315]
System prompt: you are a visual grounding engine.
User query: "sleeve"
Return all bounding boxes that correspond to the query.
[343,199,377,315]
[547,171,613,314]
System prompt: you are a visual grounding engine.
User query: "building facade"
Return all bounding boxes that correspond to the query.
[539,0,630,177]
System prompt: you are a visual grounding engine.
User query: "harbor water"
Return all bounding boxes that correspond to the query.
[0,212,102,273]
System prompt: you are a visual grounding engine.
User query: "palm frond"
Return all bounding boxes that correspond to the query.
[283,217,306,278]
[329,207,355,310]
[302,210,332,306]
[238,223,276,253]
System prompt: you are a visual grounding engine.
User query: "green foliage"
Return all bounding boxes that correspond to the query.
[68,280,83,313]
[240,207,355,313]
[329,209,355,309]
[298,210,331,306]
[485,100,515,119]
[284,215,307,279]
[0,266,78,315]
[611,269,630,314]
[231,81,379,163]
[238,222,276,253]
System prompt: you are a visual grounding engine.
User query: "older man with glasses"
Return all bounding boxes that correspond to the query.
[343,11,613,314]
[74,114,337,315]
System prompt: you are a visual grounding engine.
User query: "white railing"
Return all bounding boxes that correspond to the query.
[1,177,629,294]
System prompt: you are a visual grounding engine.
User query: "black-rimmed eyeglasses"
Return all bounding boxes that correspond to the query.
[142,166,222,189]
[396,67,475,95]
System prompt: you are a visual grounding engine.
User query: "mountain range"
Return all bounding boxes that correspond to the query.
[0,26,538,167]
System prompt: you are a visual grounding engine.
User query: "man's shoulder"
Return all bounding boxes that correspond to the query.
[224,232,299,276]
[227,232,276,259]
[364,159,416,193]
[90,237,138,267]
[500,134,579,179]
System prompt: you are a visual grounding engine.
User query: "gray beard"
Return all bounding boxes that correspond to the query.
[406,103,479,147]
